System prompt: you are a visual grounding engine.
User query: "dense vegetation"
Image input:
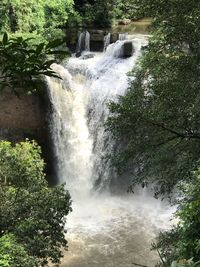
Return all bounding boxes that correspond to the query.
[0,234,39,267]
[108,0,200,197]
[0,33,69,95]
[73,0,140,27]
[0,141,72,266]
[0,2,74,266]
[0,0,136,37]
[153,170,200,265]
[107,0,200,265]
[0,0,75,39]
[0,0,137,92]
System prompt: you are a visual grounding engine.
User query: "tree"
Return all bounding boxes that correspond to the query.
[153,169,200,265]
[42,0,75,39]
[113,0,142,20]
[73,0,138,27]
[73,0,115,27]
[0,234,38,267]
[0,0,74,39]
[0,33,69,95]
[0,141,72,266]
[107,0,200,197]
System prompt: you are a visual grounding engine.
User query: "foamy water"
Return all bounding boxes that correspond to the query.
[57,193,175,267]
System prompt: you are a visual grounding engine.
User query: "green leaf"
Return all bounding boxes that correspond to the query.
[43,60,56,67]
[46,39,64,49]
[35,43,45,55]
[2,32,8,46]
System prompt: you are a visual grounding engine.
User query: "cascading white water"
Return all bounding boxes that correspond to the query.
[76,31,90,55]
[84,31,90,51]
[46,64,93,198]
[48,37,144,195]
[119,33,127,40]
[103,33,111,51]
[47,35,174,267]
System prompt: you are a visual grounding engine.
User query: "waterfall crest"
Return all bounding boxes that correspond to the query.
[119,33,127,40]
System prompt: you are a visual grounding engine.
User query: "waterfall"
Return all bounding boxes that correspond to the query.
[47,38,145,196]
[105,39,129,58]
[47,35,174,267]
[103,33,111,51]
[76,30,90,56]
[46,64,93,198]
[119,33,127,41]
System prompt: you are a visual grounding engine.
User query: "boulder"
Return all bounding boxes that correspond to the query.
[75,51,82,57]
[120,41,134,58]
[81,53,95,60]
[118,18,132,25]
[111,33,119,43]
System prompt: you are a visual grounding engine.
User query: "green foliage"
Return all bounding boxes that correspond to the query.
[106,0,200,264]
[41,1,74,30]
[113,1,142,20]
[74,0,137,27]
[92,0,117,27]
[107,0,200,197]
[170,260,200,267]
[0,234,38,267]
[74,0,115,27]
[0,32,69,95]
[0,140,72,266]
[0,0,137,33]
[153,170,200,265]
[0,0,74,39]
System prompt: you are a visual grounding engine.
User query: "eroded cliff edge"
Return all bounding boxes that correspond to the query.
[0,91,56,184]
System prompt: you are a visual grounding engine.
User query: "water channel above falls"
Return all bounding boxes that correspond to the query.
[47,33,175,267]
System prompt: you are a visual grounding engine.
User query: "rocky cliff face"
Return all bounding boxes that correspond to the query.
[0,91,56,184]
[0,91,46,141]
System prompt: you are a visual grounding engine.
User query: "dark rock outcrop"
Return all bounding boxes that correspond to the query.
[90,30,104,42]
[120,41,135,58]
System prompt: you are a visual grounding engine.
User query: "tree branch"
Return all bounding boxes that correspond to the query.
[155,135,181,147]
[149,121,200,140]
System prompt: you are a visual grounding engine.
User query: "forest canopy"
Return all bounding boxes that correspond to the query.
[0,0,138,38]
[0,0,74,39]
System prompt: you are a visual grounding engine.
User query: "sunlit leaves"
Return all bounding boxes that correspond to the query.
[0,0,74,38]
[0,140,72,265]
[0,33,69,95]
[0,234,39,267]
